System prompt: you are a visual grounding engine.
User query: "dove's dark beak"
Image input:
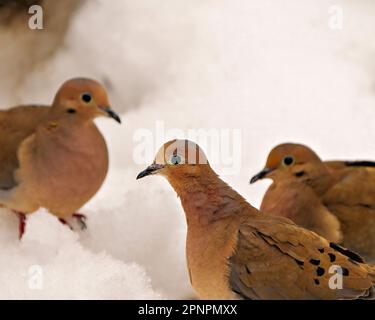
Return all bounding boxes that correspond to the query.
[100,106,121,124]
[136,164,165,180]
[250,167,273,184]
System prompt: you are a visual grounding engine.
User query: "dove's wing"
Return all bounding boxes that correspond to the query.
[322,161,375,260]
[0,105,49,189]
[229,215,374,300]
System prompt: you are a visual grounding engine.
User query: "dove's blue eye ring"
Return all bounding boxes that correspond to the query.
[81,93,92,103]
[171,155,182,165]
[283,156,294,166]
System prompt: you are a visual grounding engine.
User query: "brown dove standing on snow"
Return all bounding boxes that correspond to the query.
[137,139,375,300]
[250,143,375,262]
[0,78,121,239]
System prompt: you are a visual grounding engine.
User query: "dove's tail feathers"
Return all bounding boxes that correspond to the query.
[360,287,375,300]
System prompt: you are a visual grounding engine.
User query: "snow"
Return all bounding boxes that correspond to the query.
[0,0,374,299]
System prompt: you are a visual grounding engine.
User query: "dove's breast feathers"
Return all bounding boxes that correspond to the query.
[12,121,109,217]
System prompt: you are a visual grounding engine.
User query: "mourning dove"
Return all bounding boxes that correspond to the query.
[0,78,121,239]
[137,139,375,299]
[250,143,375,261]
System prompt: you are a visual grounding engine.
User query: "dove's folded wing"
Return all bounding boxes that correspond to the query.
[229,215,374,300]
[324,161,375,206]
[0,105,49,189]
[322,161,375,260]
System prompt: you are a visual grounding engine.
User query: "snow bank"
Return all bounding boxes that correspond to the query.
[0,208,160,299]
[0,0,374,299]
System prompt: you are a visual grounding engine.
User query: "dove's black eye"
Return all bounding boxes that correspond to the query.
[171,155,182,165]
[283,156,294,166]
[81,93,92,103]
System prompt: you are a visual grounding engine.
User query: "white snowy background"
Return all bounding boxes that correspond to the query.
[0,0,374,299]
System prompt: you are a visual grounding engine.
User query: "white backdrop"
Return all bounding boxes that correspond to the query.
[0,0,374,299]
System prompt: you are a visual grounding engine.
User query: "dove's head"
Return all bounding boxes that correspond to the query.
[136,139,210,181]
[250,143,327,184]
[52,78,121,124]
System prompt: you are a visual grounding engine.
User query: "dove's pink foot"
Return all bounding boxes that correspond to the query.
[58,218,73,230]
[58,213,87,230]
[15,212,27,240]
[72,213,87,230]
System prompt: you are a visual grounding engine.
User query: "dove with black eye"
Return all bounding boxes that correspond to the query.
[81,92,92,103]
[283,156,294,166]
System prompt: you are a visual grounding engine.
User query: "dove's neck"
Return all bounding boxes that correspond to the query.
[166,166,251,300]
[287,162,336,196]
[307,171,335,196]
[166,166,255,227]
[306,166,336,196]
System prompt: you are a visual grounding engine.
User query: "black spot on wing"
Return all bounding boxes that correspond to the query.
[318,248,324,253]
[314,279,320,285]
[341,267,350,276]
[329,242,364,263]
[328,253,336,262]
[294,259,304,268]
[316,267,325,277]
[309,259,320,266]
[345,161,375,168]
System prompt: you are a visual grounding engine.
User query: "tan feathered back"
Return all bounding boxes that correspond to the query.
[0,105,49,189]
